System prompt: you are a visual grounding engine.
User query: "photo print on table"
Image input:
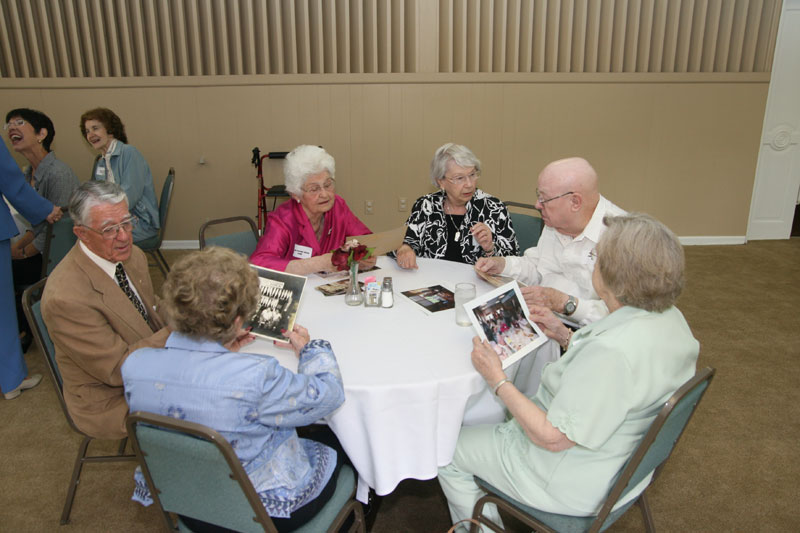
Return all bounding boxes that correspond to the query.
[400,284,455,314]
[247,265,307,342]
[464,281,548,369]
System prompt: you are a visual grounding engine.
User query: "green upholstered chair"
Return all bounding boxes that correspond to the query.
[22,279,135,525]
[198,215,260,257]
[40,210,78,277]
[126,411,365,533]
[136,167,175,276]
[470,367,716,533]
[505,201,544,254]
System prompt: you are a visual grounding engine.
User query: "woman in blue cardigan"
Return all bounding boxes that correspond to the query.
[79,108,160,242]
[0,138,61,400]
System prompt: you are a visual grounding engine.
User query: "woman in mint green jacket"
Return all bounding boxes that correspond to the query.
[439,213,699,530]
[80,108,160,242]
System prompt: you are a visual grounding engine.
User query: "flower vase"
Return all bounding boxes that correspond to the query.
[344,262,363,306]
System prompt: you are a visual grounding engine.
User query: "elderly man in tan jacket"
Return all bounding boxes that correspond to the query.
[42,181,169,440]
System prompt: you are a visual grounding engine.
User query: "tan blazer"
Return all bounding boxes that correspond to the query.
[42,243,169,440]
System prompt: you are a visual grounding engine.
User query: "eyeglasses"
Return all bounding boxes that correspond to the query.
[3,118,25,130]
[444,170,480,185]
[302,178,335,195]
[536,189,574,205]
[81,216,138,240]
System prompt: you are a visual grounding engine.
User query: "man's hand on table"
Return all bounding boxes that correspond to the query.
[474,256,505,275]
[521,286,569,314]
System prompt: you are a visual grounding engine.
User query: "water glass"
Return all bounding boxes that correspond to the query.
[454,282,476,326]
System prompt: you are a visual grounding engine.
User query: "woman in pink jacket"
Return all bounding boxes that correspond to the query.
[250,145,375,274]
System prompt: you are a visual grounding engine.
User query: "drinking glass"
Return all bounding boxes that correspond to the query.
[454,282,476,326]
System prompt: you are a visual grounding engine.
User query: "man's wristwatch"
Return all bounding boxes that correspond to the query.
[563,295,577,316]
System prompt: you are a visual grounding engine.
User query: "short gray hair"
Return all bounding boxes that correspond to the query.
[284,145,336,195]
[69,181,128,226]
[597,213,685,312]
[429,143,482,186]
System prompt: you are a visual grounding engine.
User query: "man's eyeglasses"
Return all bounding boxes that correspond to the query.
[3,118,26,130]
[81,217,138,240]
[444,170,480,186]
[302,178,335,195]
[536,189,574,205]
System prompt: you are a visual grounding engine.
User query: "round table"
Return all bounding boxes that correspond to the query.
[249,256,509,501]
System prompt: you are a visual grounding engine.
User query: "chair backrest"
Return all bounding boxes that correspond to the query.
[159,168,175,230]
[198,216,260,256]
[505,201,544,253]
[592,367,716,532]
[22,278,85,435]
[40,213,77,277]
[126,411,278,533]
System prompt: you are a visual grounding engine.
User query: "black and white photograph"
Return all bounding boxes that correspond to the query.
[465,281,548,369]
[247,265,307,342]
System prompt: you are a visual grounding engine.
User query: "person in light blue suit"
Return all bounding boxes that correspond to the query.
[79,107,160,242]
[0,138,61,400]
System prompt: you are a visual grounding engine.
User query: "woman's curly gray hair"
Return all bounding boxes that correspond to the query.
[596,213,685,312]
[161,247,259,345]
[284,145,336,195]
[429,143,482,187]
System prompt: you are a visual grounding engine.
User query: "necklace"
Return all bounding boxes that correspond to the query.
[443,200,464,241]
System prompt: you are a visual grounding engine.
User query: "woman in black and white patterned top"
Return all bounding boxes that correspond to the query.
[395,143,519,268]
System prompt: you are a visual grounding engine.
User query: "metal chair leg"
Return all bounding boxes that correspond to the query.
[61,436,92,524]
[638,492,656,533]
[155,249,170,273]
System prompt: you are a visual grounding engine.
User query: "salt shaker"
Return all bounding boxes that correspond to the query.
[380,277,394,308]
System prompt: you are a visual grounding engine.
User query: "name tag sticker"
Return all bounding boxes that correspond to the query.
[96,167,105,175]
[293,244,312,259]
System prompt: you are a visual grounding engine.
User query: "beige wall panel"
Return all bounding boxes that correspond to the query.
[1,79,767,241]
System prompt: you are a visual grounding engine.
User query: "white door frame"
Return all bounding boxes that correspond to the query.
[747,0,800,240]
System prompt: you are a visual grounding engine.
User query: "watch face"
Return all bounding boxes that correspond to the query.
[565,298,577,315]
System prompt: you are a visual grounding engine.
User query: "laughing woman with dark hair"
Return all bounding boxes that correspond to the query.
[80,107,160,242]
[4,108,79,350]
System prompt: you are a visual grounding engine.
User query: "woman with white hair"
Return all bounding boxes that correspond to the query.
[395,143,518,269]
[250,145,374,274]
[438,213,699,530]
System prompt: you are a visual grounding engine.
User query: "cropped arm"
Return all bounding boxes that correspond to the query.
[0,143,53,229]
[257,339,345,428]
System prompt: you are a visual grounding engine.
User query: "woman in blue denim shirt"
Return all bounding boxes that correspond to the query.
[122,247,347,531]
[80,107,160,241]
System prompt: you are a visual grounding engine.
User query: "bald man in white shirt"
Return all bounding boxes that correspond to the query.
[476,157,626,392]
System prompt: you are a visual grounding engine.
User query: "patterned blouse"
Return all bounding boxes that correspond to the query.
[403,189,519,264]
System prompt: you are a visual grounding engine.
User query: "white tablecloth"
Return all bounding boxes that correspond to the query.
[248,256,509,501]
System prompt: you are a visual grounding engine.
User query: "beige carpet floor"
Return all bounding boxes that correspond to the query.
[1,241,799,532]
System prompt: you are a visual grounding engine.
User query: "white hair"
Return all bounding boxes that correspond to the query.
[284,145,336,195]
[69,181,128,226]
[429,143,482,187]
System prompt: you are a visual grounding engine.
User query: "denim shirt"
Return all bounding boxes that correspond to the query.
[91,141,160,241]
[122,333,345,518]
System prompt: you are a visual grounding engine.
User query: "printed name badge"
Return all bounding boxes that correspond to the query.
[293,244,312,259]
[96,166,105,176]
